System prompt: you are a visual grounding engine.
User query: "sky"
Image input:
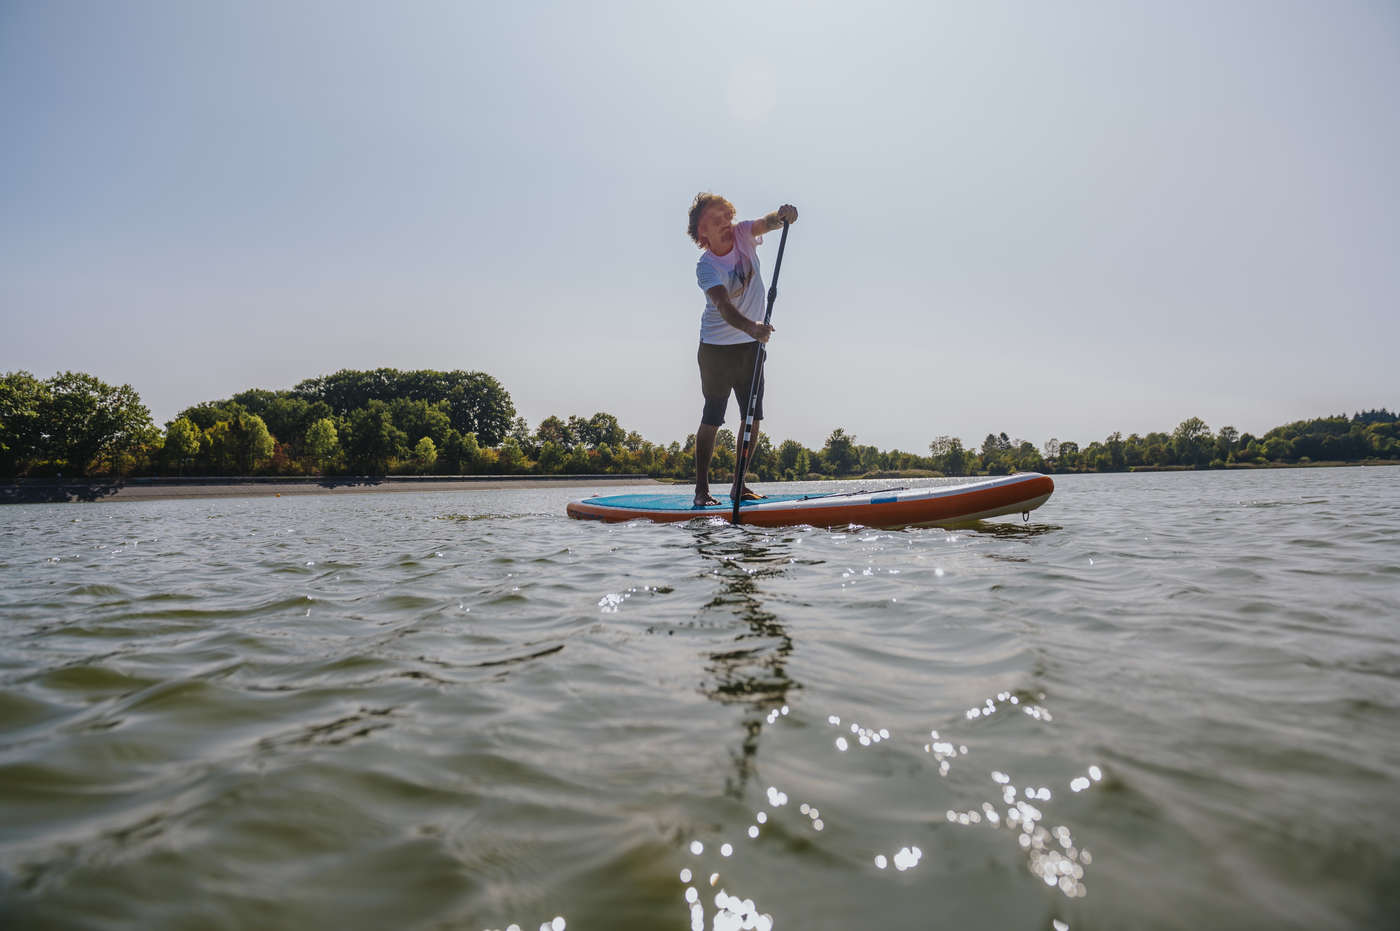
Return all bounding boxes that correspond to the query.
[3,0,1397,453]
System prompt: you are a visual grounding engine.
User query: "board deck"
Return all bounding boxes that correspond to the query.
[566,473,1054,529]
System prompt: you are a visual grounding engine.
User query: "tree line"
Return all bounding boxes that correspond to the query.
[2,368,1396,481]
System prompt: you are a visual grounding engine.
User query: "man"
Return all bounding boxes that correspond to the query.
[686,193,799,507]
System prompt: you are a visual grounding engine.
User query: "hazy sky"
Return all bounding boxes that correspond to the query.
[3,0,1397,452]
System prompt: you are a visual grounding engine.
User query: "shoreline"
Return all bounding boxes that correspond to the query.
[1,474,658,504]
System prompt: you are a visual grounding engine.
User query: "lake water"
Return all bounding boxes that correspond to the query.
[1,468,1397,930]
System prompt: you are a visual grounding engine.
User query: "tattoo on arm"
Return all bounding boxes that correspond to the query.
[763,211,782,232]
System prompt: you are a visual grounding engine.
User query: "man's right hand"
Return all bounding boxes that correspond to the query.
[750,322,774,343]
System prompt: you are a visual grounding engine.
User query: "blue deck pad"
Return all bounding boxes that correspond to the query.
[585,493,812,512]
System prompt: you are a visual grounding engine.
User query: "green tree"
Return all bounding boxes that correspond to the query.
[227,412,275,473]
[1015,440,1047,473]
[496,437,526,473]
[536,440,567,473]
[1058,441,1081,471]
[412,436,438,473]
[0,371,48,477]
[41,372,156,475]
[505,416,533,455]
[931,435,967,476]
[573,412,626,448]
[713,428,737,477]
[1103,432,1125,472]
[305,417,340,472]
[1172,417,1213,468]
[164,417,202,474]
[535,415,574,449]
[1262,436,1292,461]
[564,443,592,473]
[293,368,515,445]
[1216,425,1239,461]
[345,401,408,473]
[595,442,617,472]
[823,428,859,476]
[443,431,481,473]
[178,400,245,431]
[776,439,811,480]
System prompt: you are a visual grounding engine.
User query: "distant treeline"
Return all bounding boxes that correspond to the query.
[2,368,1396,481]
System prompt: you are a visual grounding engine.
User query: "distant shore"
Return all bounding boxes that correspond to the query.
[1,474,658,504]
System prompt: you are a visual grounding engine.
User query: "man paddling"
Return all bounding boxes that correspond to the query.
[687,193,798,508]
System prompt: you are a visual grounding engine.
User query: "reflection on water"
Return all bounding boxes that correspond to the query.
[692,525,800,798]
[972,520,1062,540]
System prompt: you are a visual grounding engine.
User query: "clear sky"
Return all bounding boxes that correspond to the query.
[3,0,1397,453]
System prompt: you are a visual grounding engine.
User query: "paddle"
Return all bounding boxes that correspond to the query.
[732,218,790,525]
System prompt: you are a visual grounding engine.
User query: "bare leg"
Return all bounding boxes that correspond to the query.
[694,422,719,506]
[731,418,760,499]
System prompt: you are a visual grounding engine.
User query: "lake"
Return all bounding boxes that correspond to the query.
[1,467,1397,930]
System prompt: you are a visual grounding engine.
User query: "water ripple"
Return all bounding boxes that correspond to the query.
[1,471,1398,928]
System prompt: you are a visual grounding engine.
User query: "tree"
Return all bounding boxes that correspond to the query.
[823,428,859,475]
[412,436,438,473]
[164,418,202,474]
[496,437,527,473]
[981,432,1012,460]
[1172,417,1213,468]
[1104,432,1125,471]
[386,398,452,450]
[776,439,811,480]
[1217,425,1239,460]
[595,442,617,472]
[41,372,156,475]
[564,443,592,473]
[1058,441,1081,471]
[345,402,408,473]
[749,432,777,481]
[535,415,574,449]
[508,416,535,456]
[569,412,626,449]
[179,400,246,431]
[713,428,737,476]
[444,431,481,473]
[931,435,966,476]
[1015,440,1047,473]
[305,417,340,472]
[1262,436,1292,461]
[536,440,567,473]
[228,413,275,473]
[258,396,332,457]
[293,368,515,445]
[0,371,47,477]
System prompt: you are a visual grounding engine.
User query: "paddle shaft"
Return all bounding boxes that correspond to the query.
[732,219,789,524]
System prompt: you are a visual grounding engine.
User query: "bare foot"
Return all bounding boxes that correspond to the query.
[693,493,721,508]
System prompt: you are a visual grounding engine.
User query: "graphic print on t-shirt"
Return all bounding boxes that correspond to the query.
[728,253,754,302]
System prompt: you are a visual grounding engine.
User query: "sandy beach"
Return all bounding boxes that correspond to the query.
[1,475,659,504]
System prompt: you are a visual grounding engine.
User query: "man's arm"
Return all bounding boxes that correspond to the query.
[706,285,773,343]
[753,203,799,236]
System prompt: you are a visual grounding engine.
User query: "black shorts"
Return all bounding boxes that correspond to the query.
[698,340,765,427]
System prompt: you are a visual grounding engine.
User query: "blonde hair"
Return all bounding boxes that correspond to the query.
[687,192,735,248]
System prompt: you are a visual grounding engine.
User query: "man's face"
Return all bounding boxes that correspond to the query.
[697,204,735,251]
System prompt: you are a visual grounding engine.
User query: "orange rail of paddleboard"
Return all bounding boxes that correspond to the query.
[566,475,1054,528]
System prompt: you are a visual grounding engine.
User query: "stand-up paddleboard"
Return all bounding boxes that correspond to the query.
[566,473,1053,529]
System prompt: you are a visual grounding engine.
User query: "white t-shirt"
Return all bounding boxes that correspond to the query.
[695,220,766,345]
